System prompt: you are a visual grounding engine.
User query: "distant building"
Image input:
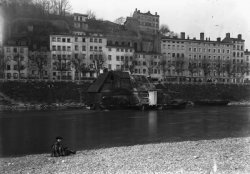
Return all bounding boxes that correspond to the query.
[73,13,88,31]
[161,32,234,83]
[3,45,29,80]
[132,8,159,34]
[244,49,250,83]
[222,33,245,83]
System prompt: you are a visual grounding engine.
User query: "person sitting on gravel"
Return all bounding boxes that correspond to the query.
[51,136,76,157]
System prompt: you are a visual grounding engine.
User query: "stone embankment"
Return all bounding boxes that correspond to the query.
[1,137,250,174]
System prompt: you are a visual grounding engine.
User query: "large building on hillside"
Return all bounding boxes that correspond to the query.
[132,8,159,34]
[161,32,235,83]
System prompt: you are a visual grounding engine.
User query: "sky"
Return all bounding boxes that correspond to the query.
[70,0,250,49]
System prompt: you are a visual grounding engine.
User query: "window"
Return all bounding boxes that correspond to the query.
[108,55,112,60]
[94,38,97,43]
[99,47,102,51]
[62,46,66,51]
[82,46,86,51]
[99,39,102,43]
[57,46,61,51]
[90,46,93,51]
[13,48,17,53]
[108,64,112,70]
[57,38,61,42]
[82,38,85,42]
[67,46,71,51]
[75,45,79,51]
[94,46,97,51]
[121,49,124,52]
[108,48,112,51]
[7,65,11,70]
[20,48,24,53]
[52,37,56,42]
[67,38,71,42]
[83,54,86,59]
[62,38,66,42]
[116,48,119,52]
[90,55,93,60]
[116,56,120,61]
[90,38,93,42]
[14,65,18,70]
[7,48,10,52]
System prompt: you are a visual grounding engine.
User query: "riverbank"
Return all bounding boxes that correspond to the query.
[0,102,87,111]
[1,137,250,174]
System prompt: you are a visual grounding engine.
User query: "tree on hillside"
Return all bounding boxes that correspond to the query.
[160,24,170,35]
[87,10,96,19]
[114,17,126,25]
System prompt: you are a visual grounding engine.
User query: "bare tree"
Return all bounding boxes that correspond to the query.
[86,10,96,19]
[92,51,107,77]
[13,54,27,81]
[114,17,125,25]
[160,24,170,35]
[202,57,211,82]
[29,52,48,79]
[0,51,6,79]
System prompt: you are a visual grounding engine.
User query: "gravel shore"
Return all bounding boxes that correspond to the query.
[1,137,250,174]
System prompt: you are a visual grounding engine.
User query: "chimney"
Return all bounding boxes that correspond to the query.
[187,35,189,39]
[193,37,196,40]
[180,32,185,39]
[208,37,210,41]
[217,37,221,42]
[135,8,137,11]
[155,12,157,15]
[238,34,242,40]
[246,49,248,52]
[226,33,230,38]
[200,32,204,40]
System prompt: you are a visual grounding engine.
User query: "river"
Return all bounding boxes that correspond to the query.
[0,106,250,157]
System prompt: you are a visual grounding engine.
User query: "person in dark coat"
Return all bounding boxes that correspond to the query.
[51,136,76,157]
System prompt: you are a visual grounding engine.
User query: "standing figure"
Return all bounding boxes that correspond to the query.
[51,136,76,157]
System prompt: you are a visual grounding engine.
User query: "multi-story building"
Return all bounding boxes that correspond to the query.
[222,33,245,83]
[161,32,234,83]
[3,45,29,80]
[50,34,74,81]
[28,49,51,80]
[132,8,159,34]
[105,45,134,71]
[50,33,107,81]
[133,52,162,80]
[244,49,250,83]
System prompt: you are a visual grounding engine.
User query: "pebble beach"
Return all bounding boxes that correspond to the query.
[1,137,250,174]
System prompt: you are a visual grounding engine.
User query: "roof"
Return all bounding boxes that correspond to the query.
[87,71,130,93]
[87,72,109,93]
[222,37,245,43]
[135,10,159,17]
[162,36,233,45]
[73,13,88,17]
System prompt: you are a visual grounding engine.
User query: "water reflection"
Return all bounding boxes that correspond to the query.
[0,106,250,157]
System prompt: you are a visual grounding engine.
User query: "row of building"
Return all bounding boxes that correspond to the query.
[1,9,249,83]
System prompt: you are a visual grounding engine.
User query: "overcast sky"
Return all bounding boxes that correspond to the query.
[71,0,250,49]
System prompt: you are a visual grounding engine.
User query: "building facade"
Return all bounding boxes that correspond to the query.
[3,46,29,80]
[244,49,250,83]
[161,32,234,83]
[132,8,159,34]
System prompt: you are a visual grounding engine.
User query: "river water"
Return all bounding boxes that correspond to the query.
[0,106,250,157]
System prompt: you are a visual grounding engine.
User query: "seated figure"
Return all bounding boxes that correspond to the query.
[51,136,76,157]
